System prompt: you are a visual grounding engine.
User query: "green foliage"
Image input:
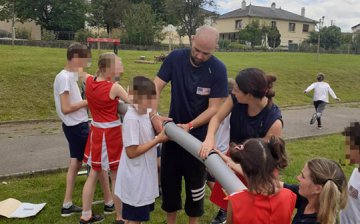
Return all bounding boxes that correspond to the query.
[74,29,93,43]
[0,29,11,38]
[41,29,56,41]
[321,26,342,50]
[267,26,281,49]
[0,0,14,21]
[165,0,215,44]
[88,0,128,34]
[352,33,360,53]
[238,20,262,47]
[228,42,251,50]
[218,39,231,49]
[15,27,30,39]
[122,2,163,45]
[305,25,342,50]
[341,32,353,45]
[15,0,87,33]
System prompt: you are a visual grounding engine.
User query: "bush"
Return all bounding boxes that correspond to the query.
[218,39,231,49]
[228,42,251,50]
[15,27,31,40]
[75,29,94,43]
[42,30,56,41]
[0,29,11,38]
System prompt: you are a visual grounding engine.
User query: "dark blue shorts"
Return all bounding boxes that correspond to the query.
[122,202,154,222]
[62,122,89,161]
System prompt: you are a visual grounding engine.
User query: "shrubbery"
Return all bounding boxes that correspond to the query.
[15,27,31,40]
[42,30,56,41]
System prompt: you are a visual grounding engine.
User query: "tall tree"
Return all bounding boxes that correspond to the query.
[0,0,14,21]
[15,0,87,34]
[165,0,215,44]
[88,0,129,34]
[122,2,163,45]
[305,25,342,50]
[238,20,262,47]
[267,26,281,49]
[321,25,342,50]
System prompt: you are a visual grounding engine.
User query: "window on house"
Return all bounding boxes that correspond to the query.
[288,40,293,44]
[235,20,242,30]
[303,24,309,32]
[271,21,277,28]
[289,23,296,32]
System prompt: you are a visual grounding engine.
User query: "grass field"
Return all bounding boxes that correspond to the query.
[0,134,357,223]
[0,45,360,121]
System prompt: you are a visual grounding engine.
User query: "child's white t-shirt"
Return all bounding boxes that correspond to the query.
[216,114,231,153]
[53,69,87,126]
[115,106,159,207]
[340,168,360,224]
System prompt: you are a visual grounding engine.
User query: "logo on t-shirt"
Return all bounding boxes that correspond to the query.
[196,87,211,96]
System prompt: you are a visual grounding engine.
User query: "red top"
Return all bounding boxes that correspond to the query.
[228,188,296,224]
[86,76,119,122]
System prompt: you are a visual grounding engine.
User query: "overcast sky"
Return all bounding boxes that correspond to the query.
[213,0,359,32]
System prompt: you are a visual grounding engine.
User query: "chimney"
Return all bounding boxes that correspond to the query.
[271,2,276,10]
[242,0,246,10]
[301,7,305,16]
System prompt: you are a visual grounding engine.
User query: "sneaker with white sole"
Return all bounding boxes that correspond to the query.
[79,214,104,224]
[211,208,227,224]
[310,113,317,125]
[104,203,115,215]
[61,204,82,217]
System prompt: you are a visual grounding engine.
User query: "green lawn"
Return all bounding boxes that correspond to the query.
[0,134,357,223]
[0,45,360,121]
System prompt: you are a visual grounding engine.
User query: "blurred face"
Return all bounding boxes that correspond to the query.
[231,84,248,104]
[345,136,360,164]
[190,37,216,66]
[297,164,321,199]
[102,57,123,82]
[131,92,156,113]
[72,55,88,69]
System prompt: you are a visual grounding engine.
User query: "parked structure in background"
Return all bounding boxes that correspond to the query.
[213,1,317,47]
[352,24,360,37]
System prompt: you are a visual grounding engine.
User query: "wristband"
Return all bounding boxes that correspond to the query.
[188,122,194,130]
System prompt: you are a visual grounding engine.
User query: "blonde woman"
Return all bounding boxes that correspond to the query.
[284,158,348,224]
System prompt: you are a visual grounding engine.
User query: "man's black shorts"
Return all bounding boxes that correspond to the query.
[161,141,206,217]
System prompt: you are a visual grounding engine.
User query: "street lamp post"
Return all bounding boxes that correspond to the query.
[316,16,325,61]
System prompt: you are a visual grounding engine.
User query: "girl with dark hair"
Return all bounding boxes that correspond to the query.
[199,68,283,222]
[223,136,296,224]
[284,158,348,224]
[304,72,340,129]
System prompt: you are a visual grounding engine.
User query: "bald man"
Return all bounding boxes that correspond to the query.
[151,25,228,224]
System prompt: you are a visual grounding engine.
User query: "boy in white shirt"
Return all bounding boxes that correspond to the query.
[340,122,360,224]
[54,43,115,219]
[115,76,168,224]
[304,72,340,129]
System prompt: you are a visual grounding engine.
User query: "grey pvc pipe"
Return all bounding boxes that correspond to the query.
[117,101,128,115]
[163,122,247,194]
